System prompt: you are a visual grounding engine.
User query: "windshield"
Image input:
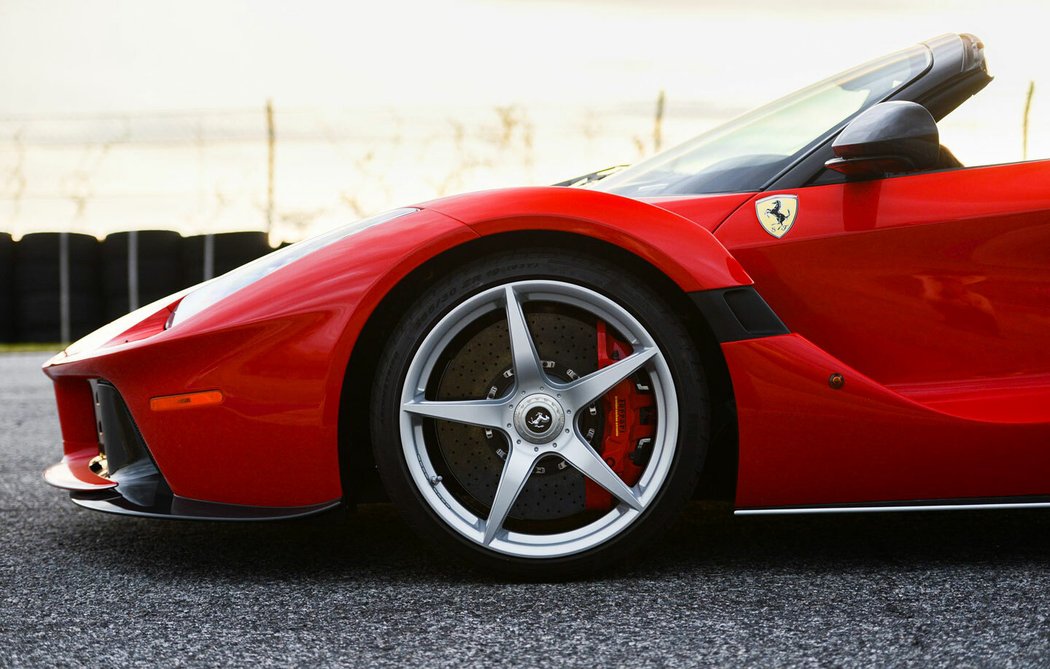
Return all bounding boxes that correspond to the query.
[593,45,932,197]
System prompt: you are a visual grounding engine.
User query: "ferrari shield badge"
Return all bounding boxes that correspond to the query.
[755,195,798,239]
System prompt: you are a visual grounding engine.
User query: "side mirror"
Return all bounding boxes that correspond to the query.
[825,101,940,179]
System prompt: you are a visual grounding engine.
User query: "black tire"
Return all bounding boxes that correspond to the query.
[370,249,709,578]
[182,232,271,286]
[13,233,104,342]
[101,230,184,320]
[0,233,14,342]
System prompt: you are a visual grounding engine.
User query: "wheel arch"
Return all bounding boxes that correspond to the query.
[338,229,739,504]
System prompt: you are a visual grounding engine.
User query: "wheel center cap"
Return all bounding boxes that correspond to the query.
[513,394,566,444]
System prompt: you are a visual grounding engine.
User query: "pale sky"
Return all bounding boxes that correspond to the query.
[0,0,1046,240]
[1,0,1045,115]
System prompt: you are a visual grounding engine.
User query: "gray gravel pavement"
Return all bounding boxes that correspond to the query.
[2,351,1049,667]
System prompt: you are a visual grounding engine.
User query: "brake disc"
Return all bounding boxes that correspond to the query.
[432,310,601,520]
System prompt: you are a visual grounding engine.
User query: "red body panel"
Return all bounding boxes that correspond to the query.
[645,194,752,233]
[41,159,1050,511]
[711,161,1050,507]
[46,210,477,506]
[425,187,754,289]
[716,161,1050,387]
[726,335,1050,508]
[44,188,751,508]
[43,377,115,491]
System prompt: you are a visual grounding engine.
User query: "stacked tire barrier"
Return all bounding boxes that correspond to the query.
[182,232,271,283]
[101,230,185,322]
[14,233,105,343]
[0,231,274,343]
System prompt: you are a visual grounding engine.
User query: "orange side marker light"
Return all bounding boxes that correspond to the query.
[150,390,224,412]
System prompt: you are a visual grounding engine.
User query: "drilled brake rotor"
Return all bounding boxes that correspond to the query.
[432,310,601,521]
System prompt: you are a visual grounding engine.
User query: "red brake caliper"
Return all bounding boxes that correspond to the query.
[584,321,655,510]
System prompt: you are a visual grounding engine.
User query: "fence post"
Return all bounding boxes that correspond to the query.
[1023,81,1035,161]
[203,233,215,280]
[59,232,70,343]
[266,98,275,239]
[127,229,139,310]
[653,89,665,153]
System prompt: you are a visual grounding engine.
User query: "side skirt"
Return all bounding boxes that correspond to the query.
[736,497,1050,516]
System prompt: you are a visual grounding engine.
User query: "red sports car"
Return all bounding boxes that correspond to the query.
[43,33,1050,577]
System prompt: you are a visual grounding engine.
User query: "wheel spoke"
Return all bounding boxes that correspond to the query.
[483,448,538,545]
[560,437,644,511]
[562,347,657,410]
[402,398,508,431]
[504,285,547,389]
[398,279,676,558]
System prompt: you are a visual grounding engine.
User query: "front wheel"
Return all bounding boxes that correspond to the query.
[370,250,709,577]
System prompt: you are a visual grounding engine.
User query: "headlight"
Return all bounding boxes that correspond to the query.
[58,288,194,361]
[168,208,418,328]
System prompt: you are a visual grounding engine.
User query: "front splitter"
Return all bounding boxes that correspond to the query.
[70,489,341,521]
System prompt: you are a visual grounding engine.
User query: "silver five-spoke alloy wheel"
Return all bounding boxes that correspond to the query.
[398,280,678,559]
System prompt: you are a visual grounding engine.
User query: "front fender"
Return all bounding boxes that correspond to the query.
[421,187,754,291]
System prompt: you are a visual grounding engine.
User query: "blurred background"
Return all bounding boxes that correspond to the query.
[0,0,1046,341]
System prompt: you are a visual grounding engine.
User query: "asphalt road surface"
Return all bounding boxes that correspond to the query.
[2,351,1049,667]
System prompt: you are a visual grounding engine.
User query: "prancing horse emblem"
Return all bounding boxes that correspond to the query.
[755,194,799,239]
[527,410,552,430]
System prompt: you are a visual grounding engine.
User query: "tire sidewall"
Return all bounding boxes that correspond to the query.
[370,249,709,578]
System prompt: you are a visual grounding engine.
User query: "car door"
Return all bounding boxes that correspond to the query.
[715,158,1050,420]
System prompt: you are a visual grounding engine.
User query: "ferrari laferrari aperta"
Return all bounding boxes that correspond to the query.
[43,33,1050,576]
